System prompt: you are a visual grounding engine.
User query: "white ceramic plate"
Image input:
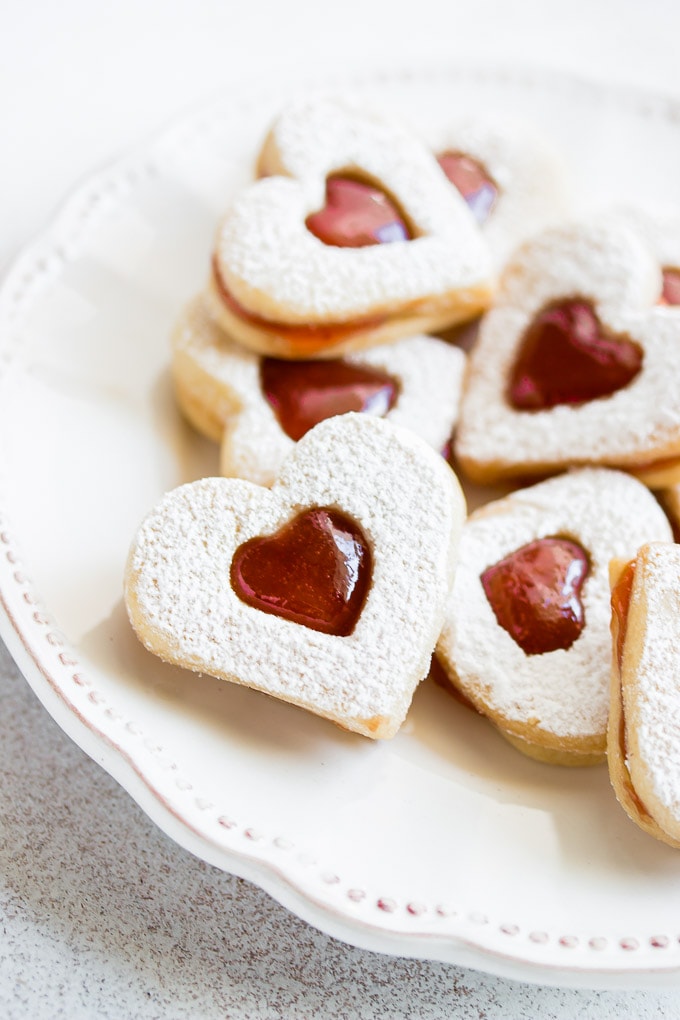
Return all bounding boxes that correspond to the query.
[3,64,680,990]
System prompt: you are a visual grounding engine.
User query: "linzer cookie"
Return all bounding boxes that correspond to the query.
[609,543,680,847]
[435,469,672,765]
[206,96,493,359]
[124,414,466,739]
[430,117,569,265]
[454,220,680,486]
[172,295,466,486]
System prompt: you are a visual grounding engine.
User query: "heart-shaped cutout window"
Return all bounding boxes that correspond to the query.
[481,535,590,655]
[231,507,371,636]
[508,298,643,411]
[305,175,411,247]
[260,357,399,441]
[437,151,498,225]
[661,267,680,306]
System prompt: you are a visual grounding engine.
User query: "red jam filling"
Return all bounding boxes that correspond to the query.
[305,176,411,247]
[609,558,653,819]
[230,507,371,636]
[260,358,398,441]
[508,299,643,411]
[611,559,636,674]
[661,267,680,306]
[437,151,498,225]
[481,536,590,655]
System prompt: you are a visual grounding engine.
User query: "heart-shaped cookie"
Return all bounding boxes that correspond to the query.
[427,115,570,266]
[125,414,466,738]
[435,468,672,764]
[206,96,493,358]
[455,219,680,485]
[172,295,466,485]
[608,542,680,847]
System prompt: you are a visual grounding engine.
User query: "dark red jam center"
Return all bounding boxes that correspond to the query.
[661,267,680,306]
[481,536,590,655]
[305,176,411,247]
[508,299,643,411]
[260,358,398,441]
[230,507,371,636]
[437,151,498,225]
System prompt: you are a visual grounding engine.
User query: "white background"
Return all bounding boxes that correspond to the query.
[4,1,680,1016]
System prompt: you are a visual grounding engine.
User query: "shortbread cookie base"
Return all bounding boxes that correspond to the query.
[629,455,680,489]
[126,578,397,739]
[459,441,680,488]
[437,469,673,762]
[125,414,465,740]
[172,314,242,442]
[500,729,606,767]
[436,656,607,765]
[658,484,680,537]
[211,97,494,358]
[454,221,680,484]
[205,271,491,360]
[172,295,466,486]
[607,546,680,848]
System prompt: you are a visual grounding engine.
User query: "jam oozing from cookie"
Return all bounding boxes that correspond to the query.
[661,268,680,306]
[508,299,643,410]
[481,536,590,655]
[609,558,653,821]
[230,507,371,636]
[305,176,411,247]
[260,358,398,441]
[437,152,498,225]
[211,256,386,353]
[611,558,636,672]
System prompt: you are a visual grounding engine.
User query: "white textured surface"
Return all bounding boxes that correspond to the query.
[437,470,672,745]
[7,0,680,1014]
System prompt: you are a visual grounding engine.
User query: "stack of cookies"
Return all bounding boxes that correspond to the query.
[124,95,680,848]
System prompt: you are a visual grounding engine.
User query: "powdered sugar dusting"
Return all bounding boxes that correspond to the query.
[172,295,465,486]
[437,469,672,742]
[605,204,680,271]
[125,414,465,738]
[214,97,492,323]
[455,220,680,477]
[625,543,680,825]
